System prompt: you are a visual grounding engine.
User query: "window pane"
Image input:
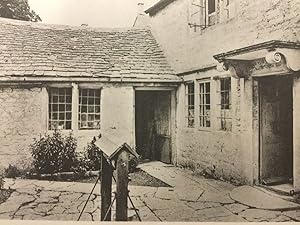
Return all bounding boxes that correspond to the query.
[59,88,65,95]
[59,104,65,111]
[66,104,72,111]
[59,96,65,103]
[81,114,87,121]
[66,112,71,120]
[81,106,87,113]
[66,96,72,103]
[53,96,58,103]
[88,106,94,113]
[82,89,88,96]
[208,0,215,14]
[88,97,94,105]
[66,121,72,129]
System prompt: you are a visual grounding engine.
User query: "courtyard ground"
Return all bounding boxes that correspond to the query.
[0,161,299,222]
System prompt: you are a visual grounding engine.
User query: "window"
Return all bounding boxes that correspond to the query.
[48,87,72,130]
[185,82,195,128]
[199,81,211,128]
[219,78,232,131]
[78,89,101,129]
[188,0,217,31]
[207,0,216,15]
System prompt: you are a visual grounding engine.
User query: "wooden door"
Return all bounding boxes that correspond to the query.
[155,92,172,164]
[260,76,293,184]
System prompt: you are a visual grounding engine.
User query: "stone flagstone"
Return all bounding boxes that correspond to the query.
[1,163,300,222]
[230,186,300,210]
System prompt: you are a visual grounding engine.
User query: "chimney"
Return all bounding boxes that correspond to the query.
[137,2,145,15]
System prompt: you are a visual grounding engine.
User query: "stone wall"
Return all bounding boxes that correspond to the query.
[0,84,135,169]
[148,0,300,73]
[146,0,299,184]
[77,85,134,151]
[0,87,46,168]
[175,68,253,184]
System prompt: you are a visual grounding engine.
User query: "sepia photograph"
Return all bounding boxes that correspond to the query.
[0,0,299,222]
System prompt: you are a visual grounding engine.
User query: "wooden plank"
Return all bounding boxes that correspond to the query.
[293,77,300,191]
[116,150,129,221]
[100,155,113,221]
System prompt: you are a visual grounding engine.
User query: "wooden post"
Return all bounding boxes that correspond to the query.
[116,149,129,221]
[100,154,113,221]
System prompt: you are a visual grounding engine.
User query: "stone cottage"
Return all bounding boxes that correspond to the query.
[0,18,180,168]
[139,0,300,194]
[1,0,300,195]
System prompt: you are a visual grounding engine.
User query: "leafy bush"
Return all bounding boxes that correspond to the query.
[129,155,139,173]
[30,130,78,174]
[4,164,21,178]
[84,143,102,171]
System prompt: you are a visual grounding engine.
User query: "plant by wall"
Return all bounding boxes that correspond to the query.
[0,173,4,189]
[84,142,102,171]
[30,130,78,174]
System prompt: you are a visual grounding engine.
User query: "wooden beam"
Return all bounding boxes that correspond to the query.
[100,155,113,221]
[116,150,129,221]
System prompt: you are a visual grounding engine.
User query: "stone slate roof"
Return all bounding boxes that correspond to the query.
[0,18,180,82]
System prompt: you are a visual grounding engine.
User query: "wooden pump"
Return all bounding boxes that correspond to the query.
[93,135,138,221]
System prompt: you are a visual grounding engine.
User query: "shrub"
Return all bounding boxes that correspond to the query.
[30,130,78,174]
[4,164,21,178]
[129,155,139,173]
[0,172,4,189]
[84,142,102,171]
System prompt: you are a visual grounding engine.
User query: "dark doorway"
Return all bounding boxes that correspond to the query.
[135,91,172,164]
[259,76,293,185]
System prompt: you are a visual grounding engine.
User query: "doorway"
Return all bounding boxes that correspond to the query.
[259,76,293,186]
[135,90,172,164]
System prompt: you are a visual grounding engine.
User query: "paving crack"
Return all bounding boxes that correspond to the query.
[140,198,162,221]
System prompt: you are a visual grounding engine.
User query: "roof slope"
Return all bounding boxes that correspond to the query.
[0,18,179,82]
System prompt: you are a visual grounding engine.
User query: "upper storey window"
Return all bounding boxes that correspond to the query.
[189,0,236,32]
[207,0,216,15]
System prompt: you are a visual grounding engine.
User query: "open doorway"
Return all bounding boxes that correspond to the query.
[135,90,172,164]
[259,76,293,187]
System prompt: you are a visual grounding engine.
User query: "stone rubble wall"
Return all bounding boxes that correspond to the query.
[0,85,135,169]
[0,87,45,168]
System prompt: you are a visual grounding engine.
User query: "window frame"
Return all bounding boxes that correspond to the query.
[78,88,101,130]
[207,0,216,15]
[48,86,73,131]
[218,77,232,131]
[206,0,217,26]
[185,82,195,128]
[198,79,211,130]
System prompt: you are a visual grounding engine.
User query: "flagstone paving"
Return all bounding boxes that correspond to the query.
[0,161,299,221]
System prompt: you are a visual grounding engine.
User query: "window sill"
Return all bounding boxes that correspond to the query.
[79,128,101,131]
[197,127,211,132]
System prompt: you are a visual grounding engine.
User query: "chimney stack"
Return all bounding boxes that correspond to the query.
[137,2,145,15]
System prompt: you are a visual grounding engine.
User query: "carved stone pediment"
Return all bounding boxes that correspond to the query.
[216,49,299,79]
[214,41,300,79]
